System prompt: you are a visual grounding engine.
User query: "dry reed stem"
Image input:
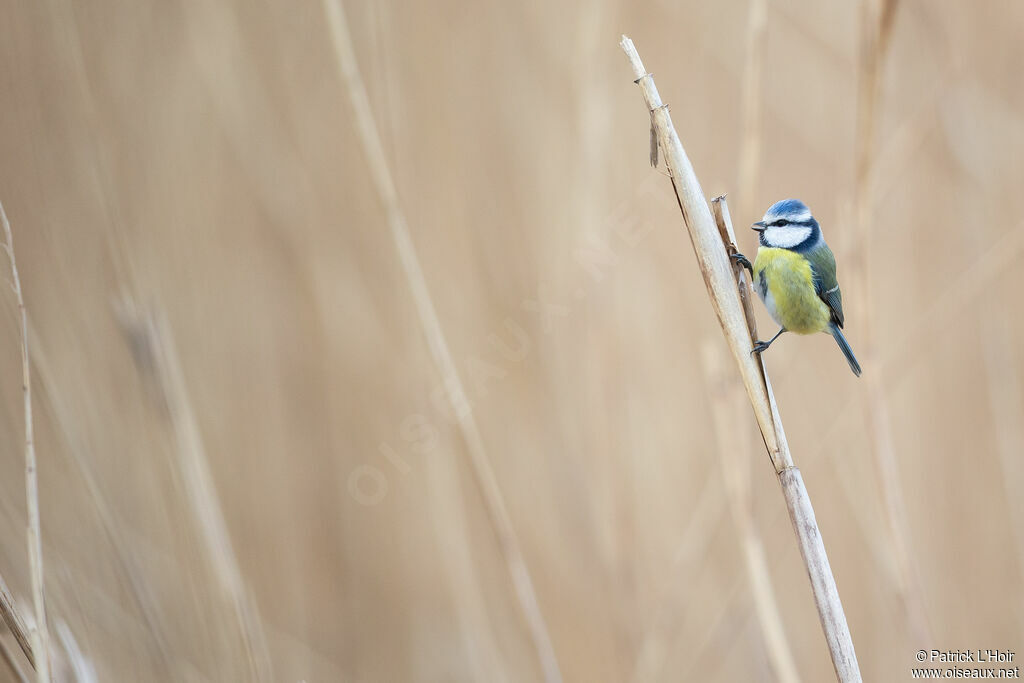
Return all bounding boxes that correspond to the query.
[854,0,899,214]
[55,620,96,683]
[811,223,1024,466]
[53,12,249,667]
[622,41,788,470]
[682,230,1023,665]
[852,0,933,646]
[322,3,563,682]
[732,0,767,347]
[117,305,272,682]
[775,223,1024,596]
[628,469,726,683]
[687,9,794,676]
[421,443,513,682]
[701,340,800,683]
[883,224,1022,376]
[0,571,34,670]
[628,183,779,682]
[26,316,173,674]
[0,634,29,683]
[620,36,861,682]
[981,314,1024,614]
[45,26,217,661]
[711,198,759,341]
[736,0,768,223]
[1,201,52,683]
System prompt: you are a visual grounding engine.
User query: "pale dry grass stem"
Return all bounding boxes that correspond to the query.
[54,620,96,683]
[645,10,792,675]
[0,633,29,683]
[1,201,52,683]
[0,570,34,672]
[621,37,861,681]
[115,302,272,683]
[736,0,768,223]
[628,469,725,683]
[701,339,801,683]
[812,223,1024,476]
[25,316,173,675]
[851,0,934,647]
[769,219,1024,607]
[0,3,1019,680]
[981,314,1024,615]
[882,224,1024,379]
[322,2,563,682]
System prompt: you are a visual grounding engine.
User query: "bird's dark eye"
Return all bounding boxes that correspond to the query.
[773,219,789,226]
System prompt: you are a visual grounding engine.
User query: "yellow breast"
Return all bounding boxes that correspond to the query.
[752,248,831,334]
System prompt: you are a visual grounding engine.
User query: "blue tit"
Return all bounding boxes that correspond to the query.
[731,199,861,377]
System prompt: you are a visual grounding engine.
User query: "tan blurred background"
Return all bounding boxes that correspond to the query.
[0,0,1022,681]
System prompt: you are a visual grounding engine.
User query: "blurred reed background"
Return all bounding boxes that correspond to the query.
[0,0,1022,680]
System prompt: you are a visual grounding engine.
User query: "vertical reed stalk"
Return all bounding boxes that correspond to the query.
[620,37,861,682]
[852,0,932,645]
[736,0,768,223]
[1,201,52,683]
[27,315,173,674]
[981,314,1024,621]
[116,305,272,682]
[702,334,800,683]
[322,3,563,682]
[628,470,726,683]
[0,571,34,670]
[0,634,29,683]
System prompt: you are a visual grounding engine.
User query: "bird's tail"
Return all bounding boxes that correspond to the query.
[829,323,862,377]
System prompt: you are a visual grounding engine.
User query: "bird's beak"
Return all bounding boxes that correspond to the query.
[751,221,767,232]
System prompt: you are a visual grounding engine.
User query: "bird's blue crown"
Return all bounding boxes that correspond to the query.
[763,199,813,223]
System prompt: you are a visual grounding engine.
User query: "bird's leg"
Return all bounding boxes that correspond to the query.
[730,252,753,275]
[752,327,786,355]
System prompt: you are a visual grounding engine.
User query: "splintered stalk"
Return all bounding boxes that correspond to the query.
[620,36,862,682]
[1,201,52,683]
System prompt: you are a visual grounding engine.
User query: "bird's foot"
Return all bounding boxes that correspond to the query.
[730,252,753,274]
[751,328,786,356]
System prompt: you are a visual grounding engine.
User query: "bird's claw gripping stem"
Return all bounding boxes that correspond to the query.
[750,328,786,356]
[730,252,753,275]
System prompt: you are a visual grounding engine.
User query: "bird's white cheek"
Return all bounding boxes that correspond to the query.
[764,225,812,248]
